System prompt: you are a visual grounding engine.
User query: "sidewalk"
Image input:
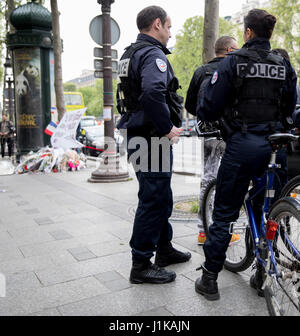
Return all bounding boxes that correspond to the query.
[0,159,268,316]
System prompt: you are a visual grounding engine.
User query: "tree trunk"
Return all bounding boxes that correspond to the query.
[6,0,16,34]
[50,0,65,122]
[202,0,219,64]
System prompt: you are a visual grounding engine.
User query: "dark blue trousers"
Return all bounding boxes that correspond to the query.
[128,137,174,263]
[203,132,273,273]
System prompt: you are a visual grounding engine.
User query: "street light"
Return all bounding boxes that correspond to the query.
[88,0,129,183]
[2,53,15,123]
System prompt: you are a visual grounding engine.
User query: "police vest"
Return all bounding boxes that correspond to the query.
[117,41,152,115]
[117,41,183,127]
[196,61,221,133]
[228,48,286,130]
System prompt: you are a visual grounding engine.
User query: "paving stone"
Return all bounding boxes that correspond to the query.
[165,282,268,316]
[49,230,73,241]
[134,307,174,316]
[34,217,54,226]
[0,276,109,316]
[58,275,194,316]
[35,252,131,286]
[16,201,29,206]
[8,194,22,199]
[94,271,124,282]
[29,308,62,316]
[68,247,97,261]
[24,208,40,215]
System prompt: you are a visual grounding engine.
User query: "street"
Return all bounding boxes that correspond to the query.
[0,159,268,316]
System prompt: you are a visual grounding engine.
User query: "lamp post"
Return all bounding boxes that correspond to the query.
[88,0,129,183]
[3,54,15,123]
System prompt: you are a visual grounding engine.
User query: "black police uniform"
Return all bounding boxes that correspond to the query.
[198,37,298,274]
[185,57,224,117]
[117,33,190,269]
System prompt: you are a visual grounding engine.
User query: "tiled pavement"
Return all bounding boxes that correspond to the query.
[0,160,268,316]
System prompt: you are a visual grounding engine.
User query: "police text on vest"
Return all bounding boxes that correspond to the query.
[237,63,286,80]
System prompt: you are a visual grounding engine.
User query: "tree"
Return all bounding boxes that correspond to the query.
[269,0,300,76]
[50,0,65,121]
[63,82,77,92]
[202,0,219,65]
[78,79,118,117]
[170,16,242,98]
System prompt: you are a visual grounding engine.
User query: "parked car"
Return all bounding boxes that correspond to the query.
[180,119,197,137]
[80,125,126,157]
[80,116,97,130]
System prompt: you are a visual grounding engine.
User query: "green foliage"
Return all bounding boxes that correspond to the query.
[269,0,300,76]
[77,79,118,117]
[63,82,77,92]
[170,16,242,98]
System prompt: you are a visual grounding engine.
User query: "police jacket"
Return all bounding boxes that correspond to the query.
[117,34,176,137]
[198,38,298,134]
[185,57,224,116]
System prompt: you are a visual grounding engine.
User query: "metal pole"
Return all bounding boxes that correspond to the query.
[100,0,114,140]
[88,0,129,183]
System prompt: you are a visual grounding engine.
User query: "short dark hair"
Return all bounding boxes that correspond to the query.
[215,36,237,55]
[244,9,276,39]
[272,48,290,61]
[136,6,167,32]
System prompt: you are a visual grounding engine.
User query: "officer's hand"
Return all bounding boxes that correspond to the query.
[166,126,182,140]
[170,136,180,145]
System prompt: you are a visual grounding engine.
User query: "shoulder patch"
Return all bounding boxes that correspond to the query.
[156,58,167,73]
[211,71,218,84]
[118,58,130,77]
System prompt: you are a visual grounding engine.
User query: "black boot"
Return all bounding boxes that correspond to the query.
[250,263,265,297]
[195,264,220,301]
[154,242,191,267]
[130,261,176,284]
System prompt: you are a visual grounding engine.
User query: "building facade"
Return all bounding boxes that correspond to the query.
[67,69,96,88]
[231,0,271,25]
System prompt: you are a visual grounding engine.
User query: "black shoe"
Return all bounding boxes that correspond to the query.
[250,273,265,297]
[155,242,192,267]
[130,262,176,284]
[195,265,220,301]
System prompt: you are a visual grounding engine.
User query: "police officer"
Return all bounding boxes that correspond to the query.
[117,6,191,284]
[195,9,297,300]
[185,36,239,245]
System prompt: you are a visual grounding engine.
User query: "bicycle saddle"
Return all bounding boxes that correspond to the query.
[268,133,299,146]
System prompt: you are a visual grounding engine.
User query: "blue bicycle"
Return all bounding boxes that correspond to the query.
[201,132,300,316]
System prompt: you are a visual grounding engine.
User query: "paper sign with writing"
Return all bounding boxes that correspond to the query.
[51,108,86,149]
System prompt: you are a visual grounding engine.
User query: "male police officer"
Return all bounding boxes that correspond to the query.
[195,9,297,300]
[185,36,240,245]
[117,6,191,284]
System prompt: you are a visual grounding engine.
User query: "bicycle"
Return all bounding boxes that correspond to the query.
[199,129,300,316]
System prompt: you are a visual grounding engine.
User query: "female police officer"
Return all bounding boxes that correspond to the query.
[195,9,297,300]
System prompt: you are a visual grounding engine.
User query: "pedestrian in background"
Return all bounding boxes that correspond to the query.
[117,6,191,285]
[185,35,240,246]
[0,114,14,159]
[196,8,297,301]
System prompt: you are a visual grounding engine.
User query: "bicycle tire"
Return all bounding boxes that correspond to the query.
[280,175,300,200]
[202,178,217,236]
[201,178,254,273]
[265,197,300,316]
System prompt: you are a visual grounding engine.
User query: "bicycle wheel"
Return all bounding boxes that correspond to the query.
[201,179,254,273]
[265,197,300,316]
[280,175,300,201]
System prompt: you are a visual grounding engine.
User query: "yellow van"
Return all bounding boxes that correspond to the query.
[64,92,86,114]
[51,92,86,123]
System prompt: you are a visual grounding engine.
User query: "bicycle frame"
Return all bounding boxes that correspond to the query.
[244,151,280,275]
